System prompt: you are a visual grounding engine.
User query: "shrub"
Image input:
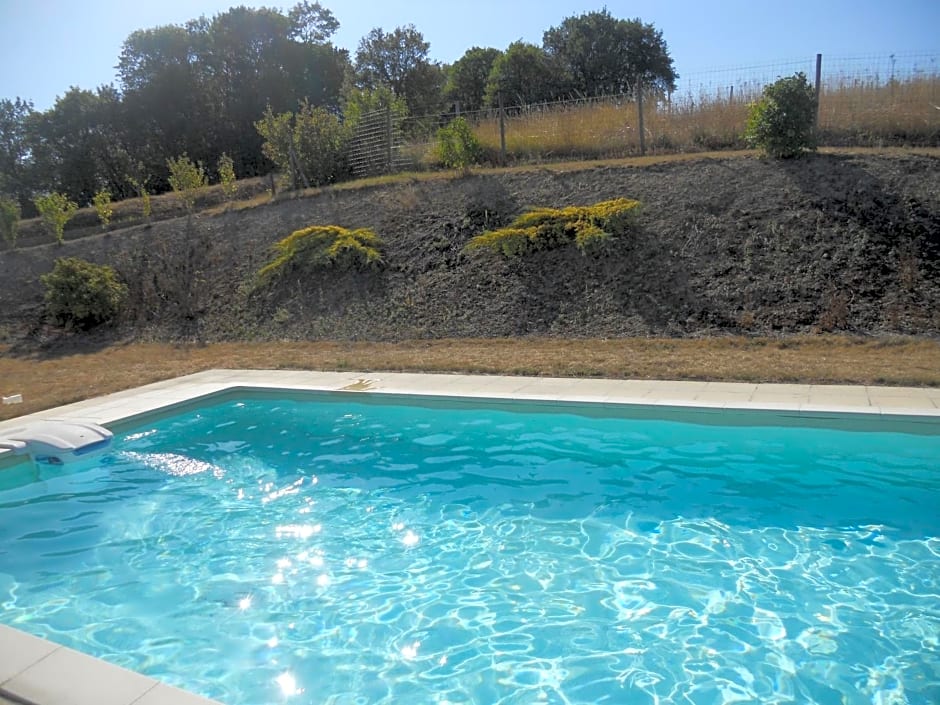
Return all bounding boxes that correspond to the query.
[167,154,207,212]
[218,153,237,204]
[0,196,20,248]
[436,117,483,172]
[745,72,817,158]
[41,257,128,329]
[92,189,113,228]
[34,192,79,244]
[258,225,384,282]
[465,197,640,257]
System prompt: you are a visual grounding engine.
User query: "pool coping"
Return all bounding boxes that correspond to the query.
[1,369,939,705]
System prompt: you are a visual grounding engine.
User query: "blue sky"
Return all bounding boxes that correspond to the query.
[1,0,937,110]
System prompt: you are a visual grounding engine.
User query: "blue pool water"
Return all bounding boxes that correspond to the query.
[1,394,939,705]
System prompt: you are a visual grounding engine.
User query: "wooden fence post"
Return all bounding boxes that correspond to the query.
[498,92,507,165]
[637,79,646,156]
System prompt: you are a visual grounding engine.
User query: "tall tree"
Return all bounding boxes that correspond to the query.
[0,97,35,206]
[353,25,443,117]
[444,47,501,113]
[117,22,217,184]
[27,87,133,206]
[542,10,677,96]
[115,5,350,184]
[288,1,339,43]
[484,42,563,107]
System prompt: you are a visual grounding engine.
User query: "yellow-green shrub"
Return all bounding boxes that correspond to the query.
[466,197,640,256]
[258,225,384,282]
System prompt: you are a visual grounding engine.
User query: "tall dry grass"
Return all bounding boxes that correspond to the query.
[451,74,940,163]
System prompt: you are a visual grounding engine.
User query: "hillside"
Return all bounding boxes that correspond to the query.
[1,151,938,347]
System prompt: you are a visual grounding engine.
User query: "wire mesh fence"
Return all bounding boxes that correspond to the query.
[348,53,939,175]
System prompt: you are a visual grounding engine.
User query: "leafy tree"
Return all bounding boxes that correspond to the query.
[354,25,443,116]
[118,22,216,180]
[166,154,207,212]
[34,192,78,244]
[117,6,349,183]
[41,257,128,329]
[484,42,562,107]
[255,102,349,189]
[92,189,113,228]
[444,47,502,113]
[745,73,818,158]
[0,195,20,248]
[27,86,138,206]
[543,11,677,96]
[288,1,339,43]
[0,97,35,207]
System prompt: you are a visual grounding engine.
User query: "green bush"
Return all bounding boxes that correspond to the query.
[92,189,113,228]
[0,196,20,248]
[745,72,817,158]
[258,225,384,283]
[167,154,208,212]
[436,117,483,172]
[466,198,640,257]
[41,257,128,329]
[34,192,79,244]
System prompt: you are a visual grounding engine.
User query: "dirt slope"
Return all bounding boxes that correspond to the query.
[1,151,938,345]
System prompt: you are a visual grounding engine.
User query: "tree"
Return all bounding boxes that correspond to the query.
[166,154,207,212]
[0,98,35,207]
[444,47,502,113]
[484,42,562,107]
[118,22,216,186]
[745,73,817,158]
[354,25,444,116]
[92,189,113,228]
[217,153,237,204]
[117,6,349,183]
[26,87,133,206]
[255,102,349,189]
[34,192,78,244]
[543,10,677,96]
[288,1,339,43]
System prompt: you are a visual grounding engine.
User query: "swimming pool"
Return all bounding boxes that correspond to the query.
[1,390,939,704]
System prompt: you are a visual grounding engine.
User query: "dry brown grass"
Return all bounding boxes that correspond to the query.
[2,336,938,421]
[465,75,939,161]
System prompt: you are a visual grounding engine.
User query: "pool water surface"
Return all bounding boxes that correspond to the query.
[1,395,938,704]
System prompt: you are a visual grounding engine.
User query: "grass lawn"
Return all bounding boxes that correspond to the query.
[2,336,938,421]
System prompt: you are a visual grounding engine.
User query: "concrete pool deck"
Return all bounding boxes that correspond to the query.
[1,369,939,705]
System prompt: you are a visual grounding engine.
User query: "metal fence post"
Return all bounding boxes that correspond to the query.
[814,53,822,129]
[385,105,393,174]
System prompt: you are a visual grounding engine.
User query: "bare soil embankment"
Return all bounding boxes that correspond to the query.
[1,150,938,346]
